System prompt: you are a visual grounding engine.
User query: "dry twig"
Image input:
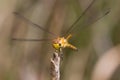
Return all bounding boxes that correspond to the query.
[50,51,62,80]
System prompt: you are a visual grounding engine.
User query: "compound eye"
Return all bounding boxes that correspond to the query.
[59,43,61,47]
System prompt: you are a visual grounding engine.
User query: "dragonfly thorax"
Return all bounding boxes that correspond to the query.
[52,34,78,51]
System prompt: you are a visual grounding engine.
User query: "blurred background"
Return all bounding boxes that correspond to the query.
[0,0,120,80]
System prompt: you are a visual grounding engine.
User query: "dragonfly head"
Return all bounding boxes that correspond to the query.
[52,34,78,51]
[52,37,66,51]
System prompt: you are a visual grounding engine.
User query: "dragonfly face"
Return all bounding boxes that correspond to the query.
[52,34,78,51]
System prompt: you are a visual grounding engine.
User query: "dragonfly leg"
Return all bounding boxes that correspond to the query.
[66,34,72,40]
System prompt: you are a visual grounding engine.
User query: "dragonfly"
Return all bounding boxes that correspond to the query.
[12,0,110,52]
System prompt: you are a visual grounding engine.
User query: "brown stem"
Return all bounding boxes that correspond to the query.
[51,51,61,80]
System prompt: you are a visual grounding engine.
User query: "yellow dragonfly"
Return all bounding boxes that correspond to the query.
[12,0,110,52]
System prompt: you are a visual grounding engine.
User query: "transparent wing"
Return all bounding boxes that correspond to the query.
[63,0,110,36]
[73,8,110,33]
[14,12,57,36]
[12,38,52,42]
[12,12,56,42]
[64,0,96,36]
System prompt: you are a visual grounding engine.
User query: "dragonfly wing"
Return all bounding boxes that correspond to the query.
[12,12,56,43]
[82,8,110,29]
[12,38,51,42]
[64,0,96,36]
[63,0,110,36]
[14,12,57,37]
